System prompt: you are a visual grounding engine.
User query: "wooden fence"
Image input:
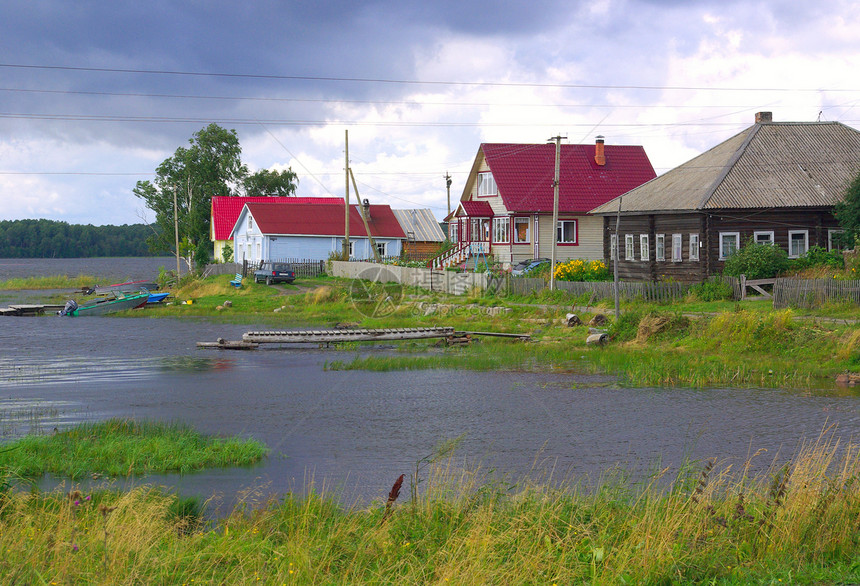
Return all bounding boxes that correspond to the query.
[205,259,327,278]
[773,278,860,309]
[505,276,740,303]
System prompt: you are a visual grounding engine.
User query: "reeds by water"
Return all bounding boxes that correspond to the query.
[2,430,859,583]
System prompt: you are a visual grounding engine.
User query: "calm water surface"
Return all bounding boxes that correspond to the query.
[1,258,859,508]
[0,256,174,283]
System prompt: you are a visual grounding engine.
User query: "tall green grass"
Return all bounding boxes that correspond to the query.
[0,274,99,290]
[1,431,860,583]
[0,419,268,479]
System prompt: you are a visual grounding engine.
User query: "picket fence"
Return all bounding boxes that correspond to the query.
[205,259,327,278]
[773,278,860,309]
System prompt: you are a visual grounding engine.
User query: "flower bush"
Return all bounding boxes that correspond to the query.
[553,259,611,282]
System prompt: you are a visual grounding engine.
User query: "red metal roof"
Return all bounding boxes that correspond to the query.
[211,196,343,240]
[240,202,406,238]
[459,201,494,216]
[480,143,656,213]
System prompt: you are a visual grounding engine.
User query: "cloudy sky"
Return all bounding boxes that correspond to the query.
[1,0,858,226]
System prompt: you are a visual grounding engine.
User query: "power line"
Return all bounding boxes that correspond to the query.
[0,86,824,111]
[1,62,858,93]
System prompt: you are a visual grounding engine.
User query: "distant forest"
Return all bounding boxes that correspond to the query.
[0,219,165,258]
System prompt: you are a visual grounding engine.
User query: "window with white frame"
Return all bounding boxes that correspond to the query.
[689,233,700,261]
[348,240,354,258]
[248,217,254,231]
[719,232,740,260]
[477,172,497,196]
[513,217,530,243]
[492,217,510,243]
[557,220,577,244]
[610,234,617,261]
[788,230,808,258]
[255,242,261,261]
[640,234,649,261]
[828,229,846,251]
[655,234,665,261]
[625,234,635,260]
[449,223,458,243]
[376,241,388,257]
[754,231,774,245]
[672,234,683,262]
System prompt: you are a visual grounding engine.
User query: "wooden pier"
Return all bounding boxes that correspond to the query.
[198,327,529,349]
[0,304,65,316]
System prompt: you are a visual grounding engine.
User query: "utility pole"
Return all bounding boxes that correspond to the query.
[548,135,564,291]
[172,184,180,280]
[349,168,382,263]
[343,130,350,260]
[613,194,623,320]
[445,172,452,219]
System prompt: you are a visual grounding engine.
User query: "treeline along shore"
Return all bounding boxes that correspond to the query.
[0,219,164,258]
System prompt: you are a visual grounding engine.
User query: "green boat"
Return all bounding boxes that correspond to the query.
[59,290,150,317]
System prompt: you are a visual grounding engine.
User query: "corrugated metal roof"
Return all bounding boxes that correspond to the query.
[391,209,445,242]
[479,143,656,213]
[590,121,860,214]
[459,201,494,216]
[238,202,406,238]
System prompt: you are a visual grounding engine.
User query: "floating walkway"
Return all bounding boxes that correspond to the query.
[0,304,65,316]
[198,326,529,349]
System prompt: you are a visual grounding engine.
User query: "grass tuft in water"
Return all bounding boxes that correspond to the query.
[0,418,268,479]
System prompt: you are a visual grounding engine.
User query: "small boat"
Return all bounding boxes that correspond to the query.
[146,292,170,304]
[92,280,159,294]
[59,290,150,317]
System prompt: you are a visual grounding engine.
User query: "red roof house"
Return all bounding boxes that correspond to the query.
[231,201,406,263]
[437,138,655,269]
[211,196,342,261]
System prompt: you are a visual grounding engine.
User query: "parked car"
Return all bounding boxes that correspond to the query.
[511,258,550,276]
[254,262,296,285]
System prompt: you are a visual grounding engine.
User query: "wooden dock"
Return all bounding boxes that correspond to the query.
[0,304,65,316]
[243,326,456,344]
[198,327,529,350]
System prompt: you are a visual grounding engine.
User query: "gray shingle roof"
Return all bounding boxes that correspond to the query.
[590,121,860,214]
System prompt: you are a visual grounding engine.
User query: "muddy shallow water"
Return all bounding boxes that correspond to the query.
[2,312,859,510]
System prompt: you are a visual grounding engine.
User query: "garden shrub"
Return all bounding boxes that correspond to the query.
[723,242,789,279]
[787,245,844,272]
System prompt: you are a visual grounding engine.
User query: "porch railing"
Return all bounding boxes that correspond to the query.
[430,241,489,269]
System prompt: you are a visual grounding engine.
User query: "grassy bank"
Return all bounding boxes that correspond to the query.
[1,431,859,583]
[42,273,860,388]
[0,274,99,290]
[0,419,268,479]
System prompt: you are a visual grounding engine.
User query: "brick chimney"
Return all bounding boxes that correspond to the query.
[755,111,773,124]
[595,135,606,166]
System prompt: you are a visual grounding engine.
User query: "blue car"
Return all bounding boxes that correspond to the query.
[511,258,550,276]
[253,262,296,285]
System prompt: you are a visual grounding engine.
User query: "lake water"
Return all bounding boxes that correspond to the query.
[0,256,175,283]
[1,258,860,511]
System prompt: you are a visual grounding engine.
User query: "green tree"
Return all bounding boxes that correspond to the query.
[243,168,299,197]
[133,124,247,270]
[833,171,860,248]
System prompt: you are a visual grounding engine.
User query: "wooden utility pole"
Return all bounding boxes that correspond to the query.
[613,195,623,320]
[172,184,180,279]
[349,168,382,263]
[548,135,564,291]
[343,130,350,260]
[445,172,452,218]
